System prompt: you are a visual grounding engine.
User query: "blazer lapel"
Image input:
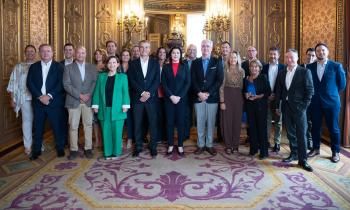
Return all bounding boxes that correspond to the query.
[289,67,300,91]
[73,63,84,83]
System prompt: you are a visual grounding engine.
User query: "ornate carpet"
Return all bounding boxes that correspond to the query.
[1,140,350,210]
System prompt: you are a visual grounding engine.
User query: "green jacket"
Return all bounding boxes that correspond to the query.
[92,72,130,121]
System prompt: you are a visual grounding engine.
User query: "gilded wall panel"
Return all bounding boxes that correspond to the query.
[65,0,84,47]
[301,0,336,61]
[234,0,255,59]
[96,0,115,49]
[29,0,48,49]
[266,0,285,49]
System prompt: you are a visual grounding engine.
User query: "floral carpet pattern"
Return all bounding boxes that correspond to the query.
[1,143,350,210]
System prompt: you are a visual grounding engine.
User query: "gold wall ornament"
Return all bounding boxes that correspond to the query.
[96,0,116,49]
[65,0,84,46]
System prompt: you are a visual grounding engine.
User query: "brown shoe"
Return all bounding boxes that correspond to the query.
[194,147,205,155]
[206,147,217,156]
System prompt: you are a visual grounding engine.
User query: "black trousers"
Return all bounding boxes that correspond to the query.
[133,102,158,152]
[284,102,308,162]
[165,100,186,147]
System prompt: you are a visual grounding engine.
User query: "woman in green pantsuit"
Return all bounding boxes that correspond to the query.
[92,56,130,159]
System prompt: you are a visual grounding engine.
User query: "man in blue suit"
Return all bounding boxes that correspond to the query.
[27,44,66,160]
[307,43,346,163]
[262,47,285,152]
[128,40,160,158]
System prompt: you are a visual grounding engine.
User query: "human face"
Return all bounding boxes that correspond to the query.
[247,46,257,60]
[158,48,166,61]
[95,51,102,62]
[285,51,299,68]
[107,57,119,72]
[39,45,53,63]
[201,40,212,58]
[139,42,151,58]
[306,51,316,64]
[221,43,231,57]
[229,52,238,66]
[315,45,329,61]
[131,46,140,59]
[64,46,74,59]
[171,48,181,63]
[186,45,197,60]
[106,42,117,55]
[269,50,280,64]
[249,62,260,77]
[25,47,36,62]
[121,51,130,63]
[75,48,86,63]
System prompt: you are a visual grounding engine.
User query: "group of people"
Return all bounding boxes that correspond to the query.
[7,38,346,172]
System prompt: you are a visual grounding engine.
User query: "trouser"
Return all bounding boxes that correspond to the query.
[21,100,33,150]
[68,104,93,151]
[267,100,282,145]
[194,102,218,148]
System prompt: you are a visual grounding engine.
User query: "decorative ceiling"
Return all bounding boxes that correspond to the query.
[144,0,205,13]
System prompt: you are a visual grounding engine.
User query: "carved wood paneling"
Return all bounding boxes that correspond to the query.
[145,0,205,13]
[29,0,48,49]
[65,0,84,47]
[95,0,115,49]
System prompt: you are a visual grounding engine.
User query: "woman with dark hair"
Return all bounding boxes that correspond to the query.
[92,56,130,159]
[156,47,168,143]
[219,51,245,154]
[119,49,134,149]
[243,59,271,159]
[161,47,191,156]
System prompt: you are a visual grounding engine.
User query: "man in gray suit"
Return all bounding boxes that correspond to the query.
[63,46,97,160]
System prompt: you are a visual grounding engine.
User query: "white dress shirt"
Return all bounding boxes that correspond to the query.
[285,66,297,91]
[64,59,73,66]
[76,61,85,81]
[317,60,327,81]
[268,63,279,91]
[41,60,52,95]
[140,57,149,78]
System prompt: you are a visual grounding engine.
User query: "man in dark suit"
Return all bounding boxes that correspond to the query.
[191,39,224,155]
[307,43,346,163]
[261,47,285,152]
[26,44,66,160]
[128,40,160,158]
[275,49,314,172]
[63,46,97,160]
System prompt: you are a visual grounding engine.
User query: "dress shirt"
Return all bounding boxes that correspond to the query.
[285,65,297,91]
[202,58,210,75]
[41,60,52,95]
[140,57,149,78]
[268,63,279,91]
[64,59,73,66]
[317,59,327,81]
[76,61,85,81]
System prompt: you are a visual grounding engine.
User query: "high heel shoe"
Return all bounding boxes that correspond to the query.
[166,146,174,155]
[177,146,184,156]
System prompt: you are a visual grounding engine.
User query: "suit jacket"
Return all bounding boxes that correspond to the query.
[26,60,65,108]
[243,74,271,108]
[161,62,191,100]
[275,66,314,114]
[92,72,130,121]
[127,57,160,104]
[191,56,224,103]
[307,60,346,109]
[63,62,97,108]
[261,63,285,93]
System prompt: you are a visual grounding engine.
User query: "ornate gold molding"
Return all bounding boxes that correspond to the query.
[145,0,205,13]
[65,0,84,46]
[22,0,30,47]
[95,0,115,49]
[336,0,344,63]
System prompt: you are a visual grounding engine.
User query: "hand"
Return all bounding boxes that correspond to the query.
[198,92,209,101]
[39,95,51,105]
[268,93,275,101]
[80,94,90,102]
[220,103,226,110]
[122,108,128,113]
[275,109,281,116]
[10,100,16,108]
[93,108,98,113]
[140,91,150,102]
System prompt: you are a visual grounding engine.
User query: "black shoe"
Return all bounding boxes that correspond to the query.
[225,148,232,155]
[57,149,65,157]
[84,149,93,159]
[151,150,157,158]
[282,155,297,162]
[206,147,217,156]
[308,149,320,157]
[194,147,205,155]
[132,150,140,157]
[298,161,313,172]
[331,152,340,163]
[259,155,268,160]
[29,151,41,160]
[272,143,280,152]
[68,151,79,160]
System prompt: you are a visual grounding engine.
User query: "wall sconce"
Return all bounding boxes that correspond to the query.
[117,0,148,50]
[203,0,231,47]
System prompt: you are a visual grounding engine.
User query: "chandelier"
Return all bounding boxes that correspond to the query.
[117,0,147,50]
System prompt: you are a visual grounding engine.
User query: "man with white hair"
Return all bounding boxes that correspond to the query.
[191,39,224,155]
